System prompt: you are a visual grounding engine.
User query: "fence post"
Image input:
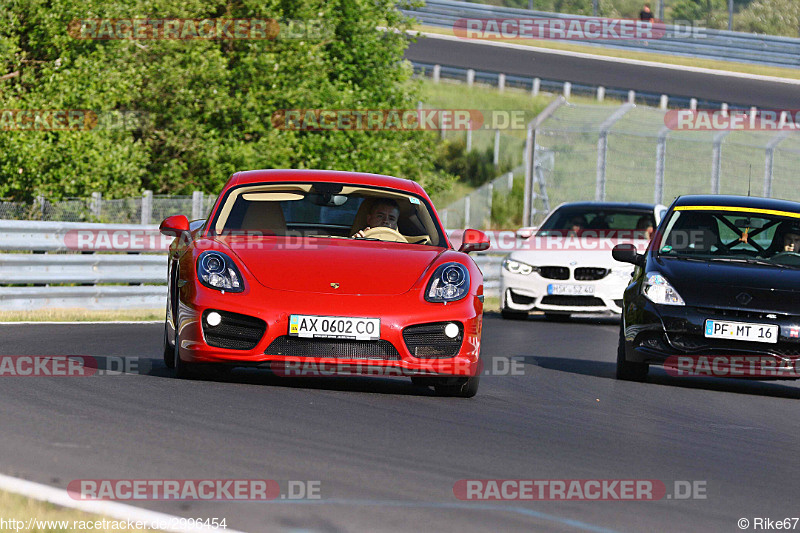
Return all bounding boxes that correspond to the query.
[36,195,46,220]
[91,192,102,219]
[596,103,635,201]
[690,98,698,110]
[466,69,475,87]
[464,196,471,229]
[659,95,668,110]
[563,82,571,99]
[531,78,540,96]
[627,90,636,104]
[524,96,566,226]
[432,64,441,83]
[597,86,605,102]
[710,132,729,194]
[487,182,494,227]
[654,127,670,205]
[192,191,204,220]
[507,172,514,190]
[764,131,790,197]
[493,129,501,166]
[498,73,505,92]
[466,128,472,152]
[141,190,153,225]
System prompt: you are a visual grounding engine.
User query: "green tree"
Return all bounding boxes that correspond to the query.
[0,0,453,201]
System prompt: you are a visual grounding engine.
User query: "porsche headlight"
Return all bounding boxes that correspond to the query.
[425,263,470,303]
[643,272,684,305]
[197,251,244,292]
[503,258,535,275]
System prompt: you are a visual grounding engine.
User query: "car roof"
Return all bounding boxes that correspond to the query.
[556,201,656,210]
[672,194,800,213]
[227,169,423,195]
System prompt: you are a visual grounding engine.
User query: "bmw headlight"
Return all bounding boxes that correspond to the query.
[197,251,244,292]
[643,272,684,305]
[502,258,535,275]
[425,263,470,303]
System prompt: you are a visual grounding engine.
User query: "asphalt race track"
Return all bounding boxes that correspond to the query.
[404,36,800,109]
[2,317,799,532]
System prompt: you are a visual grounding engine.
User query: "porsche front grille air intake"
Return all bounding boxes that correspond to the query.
[265,336,401,359]
[403,322,464,359]
[202,310,266,350]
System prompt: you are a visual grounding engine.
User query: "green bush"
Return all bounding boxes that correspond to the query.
[0,0,453,201]
[491,176,525,229]
[434,138,512,187]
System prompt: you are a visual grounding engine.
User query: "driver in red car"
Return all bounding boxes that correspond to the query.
[352,198,400,238]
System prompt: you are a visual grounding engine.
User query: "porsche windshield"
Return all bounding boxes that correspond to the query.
[657,207,800,267]
[209,182,447,247]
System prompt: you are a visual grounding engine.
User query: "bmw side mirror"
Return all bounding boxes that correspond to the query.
[159,215,190,237]
[612,243,644,266]
[459,229,491,253]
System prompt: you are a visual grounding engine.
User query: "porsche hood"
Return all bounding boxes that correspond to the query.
[209,236,446,295]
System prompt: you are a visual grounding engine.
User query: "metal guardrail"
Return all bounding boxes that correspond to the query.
[0,221,505,311]
[402,0,800,68]
[413,61,734,110]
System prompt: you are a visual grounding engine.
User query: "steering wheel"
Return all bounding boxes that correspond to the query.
[360,226,408,243]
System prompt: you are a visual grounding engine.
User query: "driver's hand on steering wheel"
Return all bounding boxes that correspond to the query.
[352,227,371,238]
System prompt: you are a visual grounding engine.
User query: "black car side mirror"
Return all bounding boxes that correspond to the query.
[612,243,645,266]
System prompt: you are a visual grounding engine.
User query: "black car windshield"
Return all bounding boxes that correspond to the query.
[657,207,800,267]
[208,182,447,247]
[537,206,655,237]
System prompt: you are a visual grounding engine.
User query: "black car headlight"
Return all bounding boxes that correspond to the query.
[425,263,470,303]
[197,251,244,292]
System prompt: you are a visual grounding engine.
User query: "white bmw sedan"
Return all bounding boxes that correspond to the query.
[500,202,666,320]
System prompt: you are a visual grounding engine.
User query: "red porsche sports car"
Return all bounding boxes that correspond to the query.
[159,170,490,397]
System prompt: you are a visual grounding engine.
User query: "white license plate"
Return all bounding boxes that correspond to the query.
[704,320,778,344]
[547,284,595,295]
[289,315,380,341]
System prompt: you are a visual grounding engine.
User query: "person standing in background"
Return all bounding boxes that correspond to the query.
[639,3,654,21]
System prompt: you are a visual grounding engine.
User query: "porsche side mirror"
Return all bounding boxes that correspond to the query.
[459,229,491,253]
[159,215,190,237]
[612,243,644,266]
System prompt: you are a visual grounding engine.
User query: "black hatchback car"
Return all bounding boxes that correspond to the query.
[613,194,800,381]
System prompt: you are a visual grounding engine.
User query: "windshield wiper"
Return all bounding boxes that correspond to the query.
[708,257,791,268]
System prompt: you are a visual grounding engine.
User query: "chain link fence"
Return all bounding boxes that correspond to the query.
[0,192,217,223]
[528,102,800,224]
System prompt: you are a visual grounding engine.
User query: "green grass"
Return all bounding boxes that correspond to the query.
[0,309,163,322]
[0,489,160,531]
[414,25,800,80]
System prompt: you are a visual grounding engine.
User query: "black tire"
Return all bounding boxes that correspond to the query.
[163,322,175,369]
[501,308,528,320]
[616,324,648,381]
[434,375,480,398]
[544,313,571,322]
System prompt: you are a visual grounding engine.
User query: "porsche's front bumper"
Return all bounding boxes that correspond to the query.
[172,280,483,377]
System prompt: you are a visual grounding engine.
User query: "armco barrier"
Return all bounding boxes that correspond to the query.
[402,0,800,68]
[0,221,505,311]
